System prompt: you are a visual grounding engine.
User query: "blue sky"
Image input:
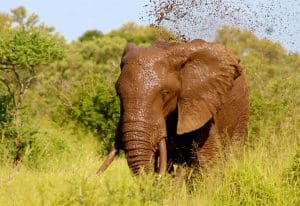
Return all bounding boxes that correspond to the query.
[0,0,299,52]
[0,0,147,40]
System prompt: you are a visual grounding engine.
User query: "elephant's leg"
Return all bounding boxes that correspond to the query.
[226,117,248,158]
[215,73,249,148]
[195,123,220,170]
[173,165,186,186]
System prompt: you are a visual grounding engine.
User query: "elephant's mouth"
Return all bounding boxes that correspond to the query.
[96,121,167,176]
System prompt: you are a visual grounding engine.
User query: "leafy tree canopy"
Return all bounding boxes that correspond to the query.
[0,6,65,127]
[108,22,177,45]
[79,29,104,42]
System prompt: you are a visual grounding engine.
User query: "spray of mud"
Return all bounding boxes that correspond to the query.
[143,0,299,52]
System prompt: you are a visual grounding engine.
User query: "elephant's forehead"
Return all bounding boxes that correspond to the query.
[124,48,164,67]
[140,69,160,90]
[118,48,168,94]
[119,64,161,93]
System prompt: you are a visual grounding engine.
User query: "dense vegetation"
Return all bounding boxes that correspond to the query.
[0,7,299,206]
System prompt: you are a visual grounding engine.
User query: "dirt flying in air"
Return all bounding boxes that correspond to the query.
[143,0,299,51]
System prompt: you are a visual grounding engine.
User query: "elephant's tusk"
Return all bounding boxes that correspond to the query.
[96,147,118,176]
[158,138,167,176]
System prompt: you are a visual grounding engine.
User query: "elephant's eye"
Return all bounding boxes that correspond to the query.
[160,89,170,99]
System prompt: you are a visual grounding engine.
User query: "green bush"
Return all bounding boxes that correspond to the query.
[79,29,104,42]
[0,94,13,128]
[69,74,120,154]
[0,123,73,170]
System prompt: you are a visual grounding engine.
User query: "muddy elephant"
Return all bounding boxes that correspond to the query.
[97,39,249,176]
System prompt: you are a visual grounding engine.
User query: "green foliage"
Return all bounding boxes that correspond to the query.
[0,13,11,32]
[213,164,276,205]
[0,119,98,170]
[0,94,13,128]
[0,126,38,164]
[68,74,120,154]
[79,29,103,42]
[0,6,65,128]
[0,6,65,165]
[78,36,126,64]
[22,131,69,169]
[108,22,157,44]
[284,149,300,188]
[108,22,177,46]
[0,7,63,70]
[46,36,126,154]
[216,26,286,64]
[0,28,64,70]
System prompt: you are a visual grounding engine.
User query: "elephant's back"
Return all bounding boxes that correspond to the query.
[215,71,249,143]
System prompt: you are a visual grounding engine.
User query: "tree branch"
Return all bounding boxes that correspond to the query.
[23,76,35,92]
[12,67,23,91]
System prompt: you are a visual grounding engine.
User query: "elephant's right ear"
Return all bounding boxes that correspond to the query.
[120,42,138,69]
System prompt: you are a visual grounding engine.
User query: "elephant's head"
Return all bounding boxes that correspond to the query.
[97,39,241,175]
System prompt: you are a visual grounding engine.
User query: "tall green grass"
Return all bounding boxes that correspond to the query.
[0,110,298,205]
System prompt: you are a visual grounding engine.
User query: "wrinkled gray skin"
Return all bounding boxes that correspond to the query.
[102,39,249,175]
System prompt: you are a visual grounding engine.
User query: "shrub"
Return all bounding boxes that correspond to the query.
[0,94,13,129]
[51,74,120,155]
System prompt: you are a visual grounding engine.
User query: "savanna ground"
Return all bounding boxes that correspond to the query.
[0,7,299,206]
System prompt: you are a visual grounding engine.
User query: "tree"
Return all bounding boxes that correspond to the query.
[0,12,11,32]
[0,6,65,128]
[108,22,177,45]
[79,29,103,42]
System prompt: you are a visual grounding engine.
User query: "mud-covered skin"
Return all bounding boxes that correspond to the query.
[115,39,249,174]
[166,73,249,170]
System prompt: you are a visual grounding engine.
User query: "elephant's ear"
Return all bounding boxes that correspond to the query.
[120,42,138,69]
[170,41,242,135]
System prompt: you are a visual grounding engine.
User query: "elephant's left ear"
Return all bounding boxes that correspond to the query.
[169,41,242,135]
[120,42,138,69]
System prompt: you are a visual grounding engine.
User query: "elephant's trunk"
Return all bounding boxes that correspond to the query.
[97,119,168,176]
[123,131,156,174]
[122,120,167,175]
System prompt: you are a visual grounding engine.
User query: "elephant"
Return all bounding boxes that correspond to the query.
[97,39,249,176]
